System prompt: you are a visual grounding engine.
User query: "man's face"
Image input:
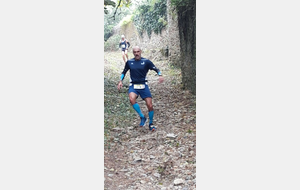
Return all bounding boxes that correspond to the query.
[133,48,142,60]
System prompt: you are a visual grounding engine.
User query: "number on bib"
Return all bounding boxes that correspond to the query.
[133,84,145,89]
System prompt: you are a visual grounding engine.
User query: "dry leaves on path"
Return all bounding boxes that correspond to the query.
[104,51,196,190]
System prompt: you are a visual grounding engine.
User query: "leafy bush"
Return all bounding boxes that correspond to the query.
[133,0,167,38]
[104,34,121,51]
[104,25,114,42]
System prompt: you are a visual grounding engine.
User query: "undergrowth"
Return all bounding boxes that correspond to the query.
[104,34,121,52]
[104,53,136,149]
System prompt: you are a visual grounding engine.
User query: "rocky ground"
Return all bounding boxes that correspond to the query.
[104,51,196,190]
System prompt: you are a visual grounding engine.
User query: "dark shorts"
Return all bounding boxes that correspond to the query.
[122,48,127,52]
[128,84,152,99]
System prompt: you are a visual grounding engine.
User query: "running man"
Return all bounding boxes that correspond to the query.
[117,46,164,131]
[119,35,130,63]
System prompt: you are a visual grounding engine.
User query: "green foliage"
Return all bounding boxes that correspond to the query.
[104,6,131,41]
[104,0,116,7]
[104,0,116,14]
[158,17,168,27]
[170,0,194,8]
[119,0,132,8]
[157,166,165,174]
[104,25,114,42]
[133,0,167,38]
[104,34,121,51]
[120,14,133,26]
[115,0,132,8]
[104,0,132,13]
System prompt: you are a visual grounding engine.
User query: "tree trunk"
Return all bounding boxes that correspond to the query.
[177,0,196,94]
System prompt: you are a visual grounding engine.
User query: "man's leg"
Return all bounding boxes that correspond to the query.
[144,97,156,131]
[139,85,156,131]
[122,51,126,63]
[125,50,129,60]
[129,92,147,127]
[144,97,154,124]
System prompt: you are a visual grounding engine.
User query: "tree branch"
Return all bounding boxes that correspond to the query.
[112,0,122,20]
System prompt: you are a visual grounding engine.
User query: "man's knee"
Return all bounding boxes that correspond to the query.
[145,98,153,110]
[148,104,153,111]
[129,93,137,105]
[129,98,136,105]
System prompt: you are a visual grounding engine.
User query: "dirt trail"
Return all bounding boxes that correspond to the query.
[104,51,196,190]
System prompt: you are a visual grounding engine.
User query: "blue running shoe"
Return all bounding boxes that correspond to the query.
[140,117,147,127]
[149,123,157,131]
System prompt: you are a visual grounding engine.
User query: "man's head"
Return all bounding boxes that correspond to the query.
[121,35,125,40]
[132,46,142,60]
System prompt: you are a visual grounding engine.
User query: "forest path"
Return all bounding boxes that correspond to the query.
[104,51,196,190]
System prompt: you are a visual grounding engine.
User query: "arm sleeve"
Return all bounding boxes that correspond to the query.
[120,62,130,81]
[148,60,162,76]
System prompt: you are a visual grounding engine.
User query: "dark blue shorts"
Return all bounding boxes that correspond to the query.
[128,84,152,99]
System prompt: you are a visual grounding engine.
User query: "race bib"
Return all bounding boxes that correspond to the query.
[133,84,145,89]
[121,44,126,48]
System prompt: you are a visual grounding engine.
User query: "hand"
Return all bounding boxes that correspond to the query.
[158,76,164,83]
[117,81,123,91]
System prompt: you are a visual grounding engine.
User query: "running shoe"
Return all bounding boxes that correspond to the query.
[140,117,147,127]
[149,123,157,131]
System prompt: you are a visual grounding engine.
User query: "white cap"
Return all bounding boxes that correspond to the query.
[121,35,125,38]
